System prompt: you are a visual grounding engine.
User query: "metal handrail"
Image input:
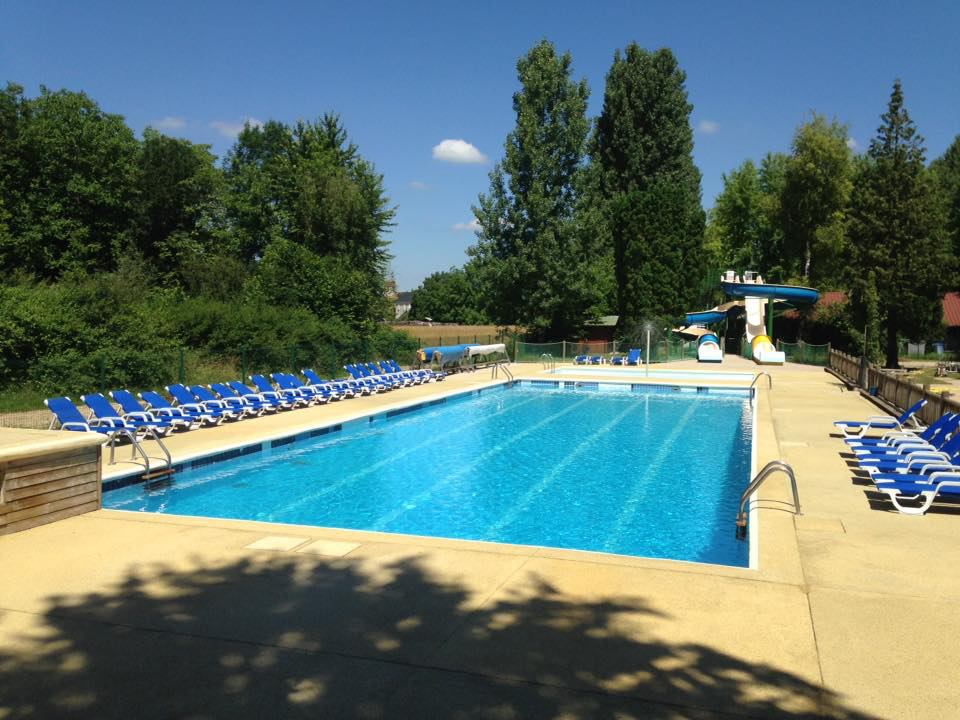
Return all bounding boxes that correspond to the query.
[736,460,801,538]
[750,372,772,390]
[540,353,555,370]
[491,361,514,382]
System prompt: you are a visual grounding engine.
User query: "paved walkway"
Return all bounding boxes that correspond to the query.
[1,359,956,718]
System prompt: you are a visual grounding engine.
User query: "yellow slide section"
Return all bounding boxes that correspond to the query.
[751,335,785,365]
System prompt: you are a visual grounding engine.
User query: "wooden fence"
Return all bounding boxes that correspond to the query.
[829,349,960,426]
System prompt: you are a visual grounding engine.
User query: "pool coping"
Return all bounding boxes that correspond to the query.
[102,371,762,572]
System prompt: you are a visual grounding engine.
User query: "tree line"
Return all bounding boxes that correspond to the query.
[0,83,415,398]
[410,41,960,368]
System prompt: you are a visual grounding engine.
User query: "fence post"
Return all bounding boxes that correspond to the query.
[562,340,566,361]
[241,348,247,382]
[513,333,519,363]
[178,349,185,384]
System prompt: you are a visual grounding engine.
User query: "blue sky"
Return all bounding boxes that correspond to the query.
[2,1,958,290]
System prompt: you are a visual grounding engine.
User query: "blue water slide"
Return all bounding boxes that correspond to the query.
[721,282,820,305]
[685,310,729,325]
[698,332,719,347]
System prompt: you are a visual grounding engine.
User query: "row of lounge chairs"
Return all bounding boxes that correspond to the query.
[45,360,444,466]
[835,399,960,514]
[573,349,643,366]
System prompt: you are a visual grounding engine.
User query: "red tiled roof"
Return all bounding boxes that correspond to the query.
[943,292,960,327]
[786,291,960,327]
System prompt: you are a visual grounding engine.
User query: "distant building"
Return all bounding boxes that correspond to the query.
[394,291,413,318]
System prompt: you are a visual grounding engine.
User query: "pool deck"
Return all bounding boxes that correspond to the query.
[1,359,957,718]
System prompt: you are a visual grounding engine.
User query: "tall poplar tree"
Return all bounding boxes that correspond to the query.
[471,40,602,338]
[847,80,948,368]
[590,45,705,328]
[930,135,960,273]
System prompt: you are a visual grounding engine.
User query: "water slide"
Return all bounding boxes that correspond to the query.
[678,301,743,363]
[720,275,820,366]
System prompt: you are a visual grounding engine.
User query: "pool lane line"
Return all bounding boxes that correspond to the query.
[482,397,644,539]
[368,395,595,532]
[600,400,700,552]
[268,393,547,518]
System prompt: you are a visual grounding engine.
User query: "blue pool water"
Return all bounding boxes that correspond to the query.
[105,384,752,566]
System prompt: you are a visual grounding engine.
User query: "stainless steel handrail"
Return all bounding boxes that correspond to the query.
[736,460,801,538]
[750,372,773,390]
[491,361,514,381]
[540,353,555,370]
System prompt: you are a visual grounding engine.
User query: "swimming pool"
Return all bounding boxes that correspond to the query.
[105,383,753,566]
[549,367,756,382]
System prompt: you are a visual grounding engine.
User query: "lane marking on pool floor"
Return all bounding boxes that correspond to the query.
[271,393,546,517]
[601,400,699,552]
[483,398,644,538]
[369,396,595,531]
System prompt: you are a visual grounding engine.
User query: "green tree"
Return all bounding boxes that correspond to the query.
[0,85,140,278]
[472,39,598,338]
[780,115,853,284]
[590,45,705,325]
[847,80,949,368]
[409,268,487,324]
[136,128,224,281]
[222,115,394,281]
[710,160,764,269]
[930,135,960,274]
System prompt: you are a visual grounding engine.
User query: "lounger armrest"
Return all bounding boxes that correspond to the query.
[894,442,932,455]
[124,411,158,423]
[865,415,899,425]
[914,462,956,475]
[181,402,207,413]
[89,417,125,428]
[926,472,960,485]
[60,421,90,432]
[906,454,949,471]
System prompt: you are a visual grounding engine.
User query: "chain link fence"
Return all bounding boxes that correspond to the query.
[777,340,830,366]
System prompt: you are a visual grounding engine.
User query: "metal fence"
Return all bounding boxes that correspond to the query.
[777,340,830,366]
[829,348,960,427]
[512,339,697,364]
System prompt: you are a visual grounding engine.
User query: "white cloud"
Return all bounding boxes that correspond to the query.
[409,181,429,190]
[698,120,719,135]
[153,116,186,131]
[846,137,859,150]
[452,219,481,232]
[210,117,264,138]
[432,139,487,164]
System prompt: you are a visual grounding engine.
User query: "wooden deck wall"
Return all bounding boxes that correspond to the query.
[0,445,102,535]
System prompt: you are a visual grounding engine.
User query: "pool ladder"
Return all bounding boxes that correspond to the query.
[491,361,514,382]
[736,461,801,539]
[750,372,772,390]
[540,353,556,371]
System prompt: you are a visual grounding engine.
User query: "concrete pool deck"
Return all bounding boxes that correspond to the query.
[1,358,957,718]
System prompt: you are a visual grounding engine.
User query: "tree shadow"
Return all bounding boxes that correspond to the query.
[0,550,878,719]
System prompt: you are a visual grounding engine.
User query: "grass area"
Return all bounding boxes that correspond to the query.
[391,324,512,348]
[902,368,960,387]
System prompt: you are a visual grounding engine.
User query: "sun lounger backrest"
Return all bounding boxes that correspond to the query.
[81,393,122,420]
[251,375,275,393]
[45,397,89,426]
[111,389,145,414]
[302,369,323,385]
[167,384,198,405]
[190,385,219,402]
[141,390,173,409]
[898,398,927,424]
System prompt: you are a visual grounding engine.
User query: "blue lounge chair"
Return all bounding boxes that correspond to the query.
[845,412,956,449]
[227,380,296,411]
[375,360,413,386]
[166,384,243,421]
[870,472,960,515]
[589,356,602,365]
[573,355,588,365]
[362,362,402,388]
[250,374,309,407]
[111,389,195,431]
[856,434,960,475]
[392,359,444,381]
[46,396,143,465]
[850,415,959,460]
[271,372,330,404]
[190,384,260,418]
[305,368,365,396]
[382,361,422,384]
[81,392,176,437]
[209,383,274,415]
[346,364,388,392]
[834,399,927,439]
[611,356,624,366]
[139,390,225,426]
[626,349,642,365]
